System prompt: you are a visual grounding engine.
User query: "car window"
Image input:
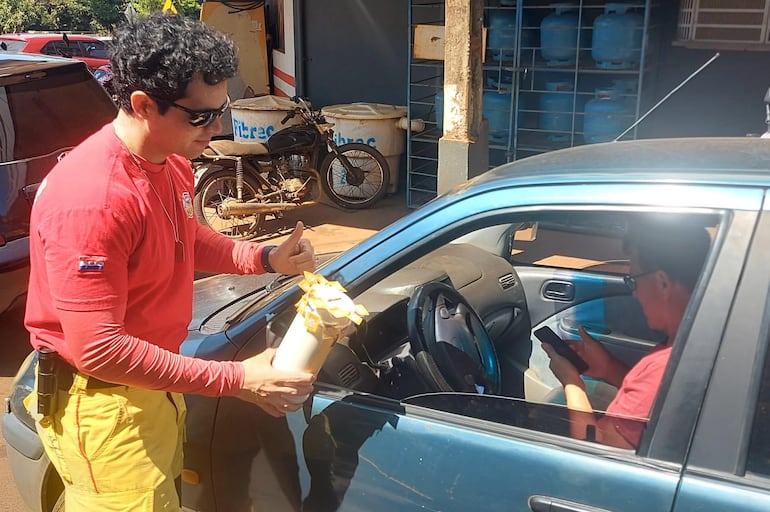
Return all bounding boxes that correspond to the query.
[302,209,720,454]
[511,214,632,272]
[0,64,115,241]
[0,40,26,52]
[41,40,82,57]
[81,40,107,58]
[746,337,770,476]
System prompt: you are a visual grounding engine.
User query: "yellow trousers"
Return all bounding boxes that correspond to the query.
[25,372,186,511]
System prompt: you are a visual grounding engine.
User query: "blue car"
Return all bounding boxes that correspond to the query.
[5,137,770,511]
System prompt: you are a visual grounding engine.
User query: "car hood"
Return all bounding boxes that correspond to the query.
[190,273,274,333]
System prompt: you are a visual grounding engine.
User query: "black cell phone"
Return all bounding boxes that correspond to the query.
[533,326,589,374]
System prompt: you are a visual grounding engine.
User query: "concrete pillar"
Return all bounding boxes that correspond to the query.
[437,0,488,195]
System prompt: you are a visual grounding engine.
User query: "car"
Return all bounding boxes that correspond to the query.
[0,33,110,72]
[5,136,770,512]
[0,52,117,314]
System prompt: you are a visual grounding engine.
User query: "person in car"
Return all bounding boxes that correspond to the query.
[23,13,316,511]
[543,218,711,449]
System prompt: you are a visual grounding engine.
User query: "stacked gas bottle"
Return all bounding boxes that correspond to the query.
[535,2,643,143]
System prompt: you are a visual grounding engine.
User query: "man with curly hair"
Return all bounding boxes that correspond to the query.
[23,12,316,510]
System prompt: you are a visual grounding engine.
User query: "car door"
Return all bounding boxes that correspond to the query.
[671,198,770,511]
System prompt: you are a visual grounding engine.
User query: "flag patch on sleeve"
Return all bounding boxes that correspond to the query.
[78,256,105,272]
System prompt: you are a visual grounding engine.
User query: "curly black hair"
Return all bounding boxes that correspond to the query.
[109,12,238,112]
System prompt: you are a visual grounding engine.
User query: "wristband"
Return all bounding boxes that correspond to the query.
[261,245,277,273]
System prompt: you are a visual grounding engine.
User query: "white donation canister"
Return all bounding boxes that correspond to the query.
[272,273,368,401]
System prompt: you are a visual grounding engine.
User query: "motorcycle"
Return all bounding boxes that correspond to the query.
[192,96,390,240]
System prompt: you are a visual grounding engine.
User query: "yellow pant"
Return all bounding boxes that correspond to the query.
[25,372,186,511]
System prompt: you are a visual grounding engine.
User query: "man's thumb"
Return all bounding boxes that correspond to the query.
[284,221,304,247]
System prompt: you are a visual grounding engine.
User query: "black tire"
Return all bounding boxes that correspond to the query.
[319,143,390,209]
[193,169,264,241]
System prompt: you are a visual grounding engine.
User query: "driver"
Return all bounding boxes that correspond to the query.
[542,216,711,449]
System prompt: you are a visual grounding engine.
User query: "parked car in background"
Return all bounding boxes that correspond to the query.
[0,33,109,72]
[5,136,770,511]
[0,52,116,314]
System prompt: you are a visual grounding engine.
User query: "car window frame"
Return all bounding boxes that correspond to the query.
[683,199,770,482]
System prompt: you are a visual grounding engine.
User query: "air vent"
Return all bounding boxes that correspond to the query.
[338,363,360,387]
[499,273,517,290]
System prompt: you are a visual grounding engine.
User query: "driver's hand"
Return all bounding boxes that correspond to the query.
[569,326,629,388]
[542,343,583,387]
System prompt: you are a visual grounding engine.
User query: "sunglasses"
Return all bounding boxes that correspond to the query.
[623,269,658,292]
[159,96,231,127]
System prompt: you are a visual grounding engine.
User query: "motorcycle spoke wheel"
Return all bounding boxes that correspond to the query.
[194,171,264,240]
[320,143,390,209]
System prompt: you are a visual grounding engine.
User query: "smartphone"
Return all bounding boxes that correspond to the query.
[533,326,589,374]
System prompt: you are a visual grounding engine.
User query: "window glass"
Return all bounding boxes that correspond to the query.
[0,40,27,52]
[82,41,107,58]
[271,209,719,452]
[0,65,115,243]
[746,339,770,476]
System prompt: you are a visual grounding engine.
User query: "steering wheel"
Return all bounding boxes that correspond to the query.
[407,282,501,395]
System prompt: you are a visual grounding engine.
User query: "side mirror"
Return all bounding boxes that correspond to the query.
[764,86,770,104]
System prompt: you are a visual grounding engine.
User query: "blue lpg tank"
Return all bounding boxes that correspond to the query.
[539,81,574,141]
[540,3,581,66]
[487,8,518,61]
[583,87,632,144]
[591,3,643,69]
[484,90,512,143]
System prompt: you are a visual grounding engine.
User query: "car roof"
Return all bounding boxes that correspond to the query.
[0,33,102,42]
[474,137,770,190]
[0,51,84,77]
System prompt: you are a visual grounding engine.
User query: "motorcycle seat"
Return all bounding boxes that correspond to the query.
[204,139,269,156]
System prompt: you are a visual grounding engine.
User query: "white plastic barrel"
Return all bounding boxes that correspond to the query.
[231,95,303,143]
[320,103,413,194]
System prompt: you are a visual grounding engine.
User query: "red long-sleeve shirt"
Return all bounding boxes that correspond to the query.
[25,123,269,396]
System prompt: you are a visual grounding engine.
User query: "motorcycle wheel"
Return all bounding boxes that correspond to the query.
[319,142,390,209]
[193,170,264,241]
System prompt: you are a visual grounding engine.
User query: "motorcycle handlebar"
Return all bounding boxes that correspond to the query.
[281,110,296,125]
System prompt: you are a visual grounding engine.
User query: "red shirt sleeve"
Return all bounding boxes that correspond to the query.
[605,346,672,446]
[193,221,271,275]
[58,307,244,396]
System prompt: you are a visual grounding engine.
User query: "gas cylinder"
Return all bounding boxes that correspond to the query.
[488,8,518,61]
[540,4,581,66]
[591,3,643,69]
[539,81,574,141]
[583,87,632,144]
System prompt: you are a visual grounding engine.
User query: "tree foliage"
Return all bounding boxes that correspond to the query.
[0,0,202,34]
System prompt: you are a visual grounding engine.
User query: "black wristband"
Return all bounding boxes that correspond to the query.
[261,245,277,273]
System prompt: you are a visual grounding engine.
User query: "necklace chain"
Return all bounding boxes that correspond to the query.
[123,145,185,261]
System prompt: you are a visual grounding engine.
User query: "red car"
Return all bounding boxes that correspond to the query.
[0,33,109,72]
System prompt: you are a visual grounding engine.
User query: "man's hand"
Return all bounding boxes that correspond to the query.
[269,221,316,275]
[570,326,629,387]
[542,342,584,388]
[238,348,316,417]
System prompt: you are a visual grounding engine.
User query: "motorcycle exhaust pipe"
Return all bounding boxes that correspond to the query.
[217,199,316,216]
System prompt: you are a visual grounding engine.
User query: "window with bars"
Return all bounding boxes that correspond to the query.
[677,0,770,49]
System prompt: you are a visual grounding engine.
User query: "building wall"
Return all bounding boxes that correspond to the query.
[296,0,408,108]
[639,3,770,139]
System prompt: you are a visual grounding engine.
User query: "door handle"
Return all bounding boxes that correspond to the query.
[542,280,574,301]
[529,495,612,512]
